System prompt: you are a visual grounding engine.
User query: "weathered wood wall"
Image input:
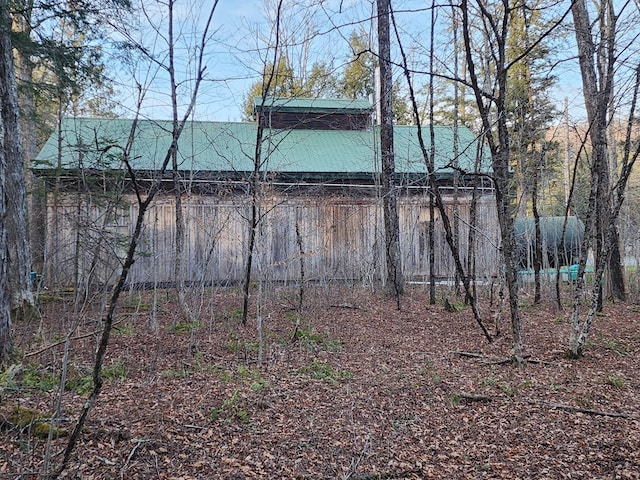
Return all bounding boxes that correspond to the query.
[42,191,500,288]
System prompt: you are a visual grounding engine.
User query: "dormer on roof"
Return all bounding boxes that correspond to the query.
[254,97,372,131]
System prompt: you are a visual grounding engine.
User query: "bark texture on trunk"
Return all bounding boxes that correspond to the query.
[377,0,404,302]
[569,0,619,356]
[460,0,522,361]
[13,4,44,276]
[0,0,34,314]
[0,0,16,361]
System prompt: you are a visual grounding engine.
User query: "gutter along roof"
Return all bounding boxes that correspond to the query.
[35,117,490,183]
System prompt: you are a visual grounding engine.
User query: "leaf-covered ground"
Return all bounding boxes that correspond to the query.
[2,285,640,479]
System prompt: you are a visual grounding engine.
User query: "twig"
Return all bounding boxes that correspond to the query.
[330,304,366,310]
[524,358,561,366]
[343,434,372,480]
[452,351,511,364]
[454,394,639,418]
[453,351,556,365]
[26,319,124,357]
[183,424,205,430]
[452,351,484,358]
[120,439,147,479]
[529,401,639,419]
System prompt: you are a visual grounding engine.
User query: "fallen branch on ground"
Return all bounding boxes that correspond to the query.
[458,392,493,402]
[26,319,124,357]
[453,392,638,418]
[452,351,558,366]
[452,351,512,364]
[331,304,366,310]
[528,401,639,419]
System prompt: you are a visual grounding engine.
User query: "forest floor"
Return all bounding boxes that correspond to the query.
[1,284,640,479]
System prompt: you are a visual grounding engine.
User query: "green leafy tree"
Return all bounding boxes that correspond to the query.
[13,1,130,138]
[12,0,131,277]
[341,29,375,99]
[243,56,339,120]
[243,28,412,124]
[506,3,558,218]
[341,29,412,124]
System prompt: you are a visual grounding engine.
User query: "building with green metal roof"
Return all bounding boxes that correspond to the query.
[35,120,489,183]
[34,97,499,288]
[36,97,490,183]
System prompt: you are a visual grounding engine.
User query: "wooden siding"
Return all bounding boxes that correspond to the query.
[42,191,500,288]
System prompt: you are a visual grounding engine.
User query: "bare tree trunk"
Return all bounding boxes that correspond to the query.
[0,0,34,319]
[460,0,523,360]
[451,24,461,298]
[173,170,194,323]
[428,0,437,305]
[13,1,44,276]
[166,4,195,324]
[242,160,260,325]
[295,215,305,313]
[391,3,492,343]
[467,144,482,307]
[454,5,477,306]
[568,0,616,356]
[51,1,219,475]
[242,0,284,325]
[0,149,10,363]
[608,229,626,301]
[377,0,404,306]
[0,0,14,362]
[568,60,640,356]
[428,191,436,303]
[532,152,542,304]
[0,4,13,365]
[555,127,584,310]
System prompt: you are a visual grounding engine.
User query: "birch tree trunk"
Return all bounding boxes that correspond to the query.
[568,0,615,356]
[568,0,640,356]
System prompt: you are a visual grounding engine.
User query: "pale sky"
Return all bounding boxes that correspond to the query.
[111,0,384,123]
[110,0,591,125]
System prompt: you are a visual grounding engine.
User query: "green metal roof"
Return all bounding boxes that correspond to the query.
[254,97,373,114]
[35,117,489,176]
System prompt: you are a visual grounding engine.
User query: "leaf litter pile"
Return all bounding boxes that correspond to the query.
[2,285,640,479]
